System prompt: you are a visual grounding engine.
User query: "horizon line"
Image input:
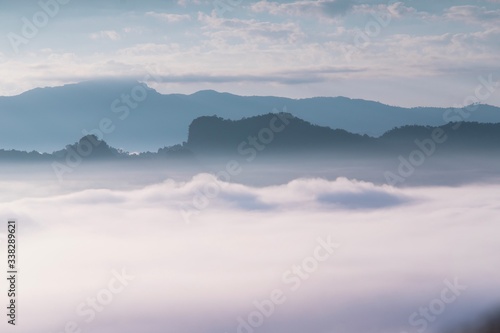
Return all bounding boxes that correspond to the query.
[2,79,499,110]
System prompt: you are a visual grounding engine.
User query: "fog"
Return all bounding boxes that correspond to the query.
[0,161,499,333]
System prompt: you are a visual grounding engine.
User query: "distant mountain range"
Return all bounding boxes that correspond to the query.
[1,113,499,163]
[1,79,500,152]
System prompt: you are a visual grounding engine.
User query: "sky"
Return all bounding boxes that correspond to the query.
[0,0,499,107]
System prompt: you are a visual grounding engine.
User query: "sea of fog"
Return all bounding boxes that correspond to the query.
[0,163,499,333]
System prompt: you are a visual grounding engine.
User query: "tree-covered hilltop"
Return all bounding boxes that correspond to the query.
[1,115,500,162]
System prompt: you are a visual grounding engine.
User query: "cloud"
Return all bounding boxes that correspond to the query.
[138,66,364,84]
[89,30,121,41]
[251,0,355,19]
[14,174,409,212]
[352,1,426,19]
[1,172,500,333]
[444,5,500,27]
[197,12,305,44]
[146,11,191,23]
[317,190,408,208]
[177,0,202,6]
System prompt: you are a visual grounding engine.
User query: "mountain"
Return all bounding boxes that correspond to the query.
[185,114,500,156]
[378,122,500,152]
[51,135,126,160]
[0,135,193,163]
[1,80,500,153]
[1,115,500,163]
[186,113,372,155]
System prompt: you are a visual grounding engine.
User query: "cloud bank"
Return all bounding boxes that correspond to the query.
[0,175,499,333]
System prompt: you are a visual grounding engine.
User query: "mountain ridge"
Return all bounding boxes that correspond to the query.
[1,114,499,163]
[1,80,500,152]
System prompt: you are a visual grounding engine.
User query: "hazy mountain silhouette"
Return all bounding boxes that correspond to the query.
[0,134,193,162]
[1,79,500,152]
[1,114,500,162]
[185,114,500,156]
[186,113,372,155]
[378,122,500,153]
[51,135,125,160]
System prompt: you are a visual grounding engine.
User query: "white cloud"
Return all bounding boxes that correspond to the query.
[1,173,500,333]
[352,1,427,19]
[177,0,202,6]
[146,11,191,23]
[89,30,121,41]
[197,12,305,44]
[251,0,354,19]
[444,5,500,27]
